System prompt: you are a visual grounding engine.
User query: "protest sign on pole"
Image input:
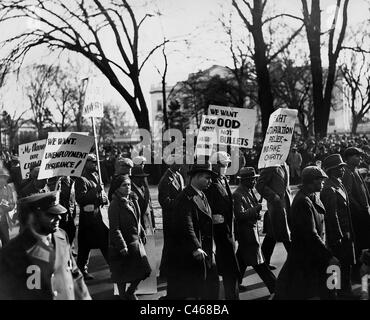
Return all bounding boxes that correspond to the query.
[18,139,47,179]
[208,105,256,148]
[38,132,94,179]
[258,108,298,169]
[83,77,104,118]
[195,115,218,157]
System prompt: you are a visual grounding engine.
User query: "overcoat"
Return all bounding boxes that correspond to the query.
[157,168,184,275]
[233,185,264,266]
[108,191,151,283]
[204,175,240,277]
[0,228,91,300]
[275,189,333,300]
[320,177,356,265]
[342,166,370,252]
[167,185,217,298]
[256,164,292,242]
[75,171,108,249]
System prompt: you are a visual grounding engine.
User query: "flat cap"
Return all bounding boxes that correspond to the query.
[18,191,67,215]
[322,154,346,172]
[116,157,134,168]
[344,147,363,159]
[302,166,328,181]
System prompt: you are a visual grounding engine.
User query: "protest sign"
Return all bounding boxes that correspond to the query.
[258,108,298,169]
[83,77,104,118]
[38,132,94,179]
[208,105,256,148]
[195,115,218,156]
[18,139,47,179]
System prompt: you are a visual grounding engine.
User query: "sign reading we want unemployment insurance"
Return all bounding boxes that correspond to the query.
[258,108,298,169]
[38,132,94,179]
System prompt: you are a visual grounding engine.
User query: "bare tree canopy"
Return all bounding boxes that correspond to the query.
[301,0,349,137]
[0,0,168,131]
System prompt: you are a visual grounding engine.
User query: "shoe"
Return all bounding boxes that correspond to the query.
[238,284,248,292]
[82,272,95,280]
[268,265,277,270]
[124,293,139,300]
[337,291,361,300]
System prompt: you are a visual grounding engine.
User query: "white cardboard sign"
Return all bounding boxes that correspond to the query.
[18,139,47,179]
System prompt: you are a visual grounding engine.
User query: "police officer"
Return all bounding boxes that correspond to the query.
[205,151,240,300]
[75,154,109,280]
[0,191,91,300]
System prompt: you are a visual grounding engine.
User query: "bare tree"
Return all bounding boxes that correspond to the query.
[301,0,349,137]
[25,64,55,138]
[232,0,304,133]
[340,51,370,134]
[0,0,168,131]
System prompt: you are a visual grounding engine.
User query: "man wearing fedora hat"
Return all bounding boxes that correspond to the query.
[205,151,240,300]
[233,167,276,295]
[166,162,219,299]
[342,147,370,283]
[0,191,91,300]
[320,154,357,299]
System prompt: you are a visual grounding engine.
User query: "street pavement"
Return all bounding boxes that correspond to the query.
[85,185,362,300]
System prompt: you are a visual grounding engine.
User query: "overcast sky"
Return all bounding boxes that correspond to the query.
[0,0,369,126]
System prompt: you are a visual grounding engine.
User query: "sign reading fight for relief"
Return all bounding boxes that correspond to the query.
[19,139,47,179]
[208,105,256,148]
[38,132,94,179]
[83,77,104,118]
[258,108,298,169]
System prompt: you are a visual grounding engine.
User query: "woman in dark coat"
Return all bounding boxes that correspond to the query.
[108,174,151,300]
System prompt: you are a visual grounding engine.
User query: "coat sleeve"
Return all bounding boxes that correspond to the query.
[232,192,258,222]
[255,168,278,202]
[342,170,362,211]
[158,179,177,211]
[108,200,127,251]
[176,199,201,254]
[75,177,101,207]
[320,187,343,245]
[297,199,333,264]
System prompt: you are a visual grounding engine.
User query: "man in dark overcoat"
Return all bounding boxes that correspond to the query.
[233,167,276,295]
[321,154,357,299]
[205,151,240,300]
[0,191,91,300]
[256,162,292,268]
[167,162,219,299]
[275,166,339,300]
[75,154,109,280]
[342,147,370,281]
[157,154,185,297]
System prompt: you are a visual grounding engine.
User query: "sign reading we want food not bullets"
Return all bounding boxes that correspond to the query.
[38,132,94,179]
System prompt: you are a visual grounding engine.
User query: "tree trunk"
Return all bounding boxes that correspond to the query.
[252,1,275,134]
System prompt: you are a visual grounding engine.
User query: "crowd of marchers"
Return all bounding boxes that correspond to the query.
[0,144,369,300]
